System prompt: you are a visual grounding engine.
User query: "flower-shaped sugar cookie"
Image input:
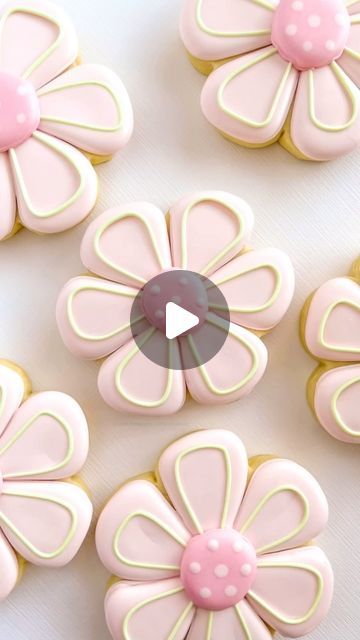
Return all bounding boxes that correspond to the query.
[0,361,93,599]
[56,191,295,416]
[302,258,360,443]
[180,0,360,161]
[0,0,133,240]
[96,430,334,640]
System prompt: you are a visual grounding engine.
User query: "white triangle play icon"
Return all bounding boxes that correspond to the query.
[166,302,200,340]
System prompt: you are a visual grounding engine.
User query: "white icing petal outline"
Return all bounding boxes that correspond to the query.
[67,281,140,341]
[0,487,78,560]
[0,5,64,80]
[217,48,293,128]
[9,131,87,219]
[196,0,274,38]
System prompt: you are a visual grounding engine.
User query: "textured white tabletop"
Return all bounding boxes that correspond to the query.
[0,0,359,638]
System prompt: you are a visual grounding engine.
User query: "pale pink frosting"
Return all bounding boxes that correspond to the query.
[96,430,334,640]
[304,271,360,443]
[181,0,360,161]
[0,0,133,239]
[56,192,295,415]
[0,362,92,600]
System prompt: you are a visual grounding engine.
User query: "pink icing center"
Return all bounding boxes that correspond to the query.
[141,269,208,334]
[180,529,257,611]
[0,469,3,495]
[0,71,40,152]
[271,0,350,71]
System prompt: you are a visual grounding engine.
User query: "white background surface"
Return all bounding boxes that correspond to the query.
[0,0,359,638]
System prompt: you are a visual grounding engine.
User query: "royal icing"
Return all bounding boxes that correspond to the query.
[96,429,333,640]
[0,0,133,240]
[56,191,295,416]
[302,259,360,443]
[0,361,92,599]
[180,0,360,161]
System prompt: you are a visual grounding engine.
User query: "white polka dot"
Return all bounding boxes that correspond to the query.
[214,564,229,578]
[151,285,161,295]
[285,24,298,36]
[200,587,212,599]
[303,41,313,52]
[16,113,26,124]
[155,309,165,319]
[325,39,336,51]
[208,539,219,551]
[233,540,243,553]
[292,1,303,11]
[171,295,181,304]
[241,563,252,577]
[179,276,188,286]
[335,13,347,26]
[225,585,238,597]
[190,562,201,574]
[17,84,28,96]
[308,14,321,28]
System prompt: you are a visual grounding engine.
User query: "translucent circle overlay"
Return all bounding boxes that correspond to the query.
[130,270,230,370]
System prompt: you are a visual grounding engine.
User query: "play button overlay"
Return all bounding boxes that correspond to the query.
[166,302,199,340]
[130,269,230,370]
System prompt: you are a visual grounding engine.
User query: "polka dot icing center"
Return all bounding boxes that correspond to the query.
[0,72,40,152]
[140,269,208,334]
[271,0,350,71]
[180,529,257,611]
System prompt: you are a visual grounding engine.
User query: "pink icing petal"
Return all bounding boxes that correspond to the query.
[314,364,360,443]
[56,276,137,360]
[337,17,360,87]
[235,458,328,556]
[304,277,360,361]
[201,47,299,146]
[104,578,194,640]
[272,0,350,71]
[38,63,134,156]
[183,316,268,406]
[210,248,295,331]
[81,204,172,288]
[0,529,19,601]
[0,152,16,241]
[169,191,254,278]
[9,131,97,234]
[289,64,360,161]
[0,391,89,481]
[98,332,186,416]
[0,480,92,566]
[347,1,360,15]
[157,430,248,534]
[0,0,78,90]
[95,479,191,581]
[247,546,334,638]
[0,363,25,438]
[180,0,276,62]
[187,599,273,640]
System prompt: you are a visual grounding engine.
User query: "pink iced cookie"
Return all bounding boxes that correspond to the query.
[96,429,334,640]
[302,258,360,443]
[56,191,295,416]
[0,0,133,240]
[180,0,360,161]
[0,361,92,599]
